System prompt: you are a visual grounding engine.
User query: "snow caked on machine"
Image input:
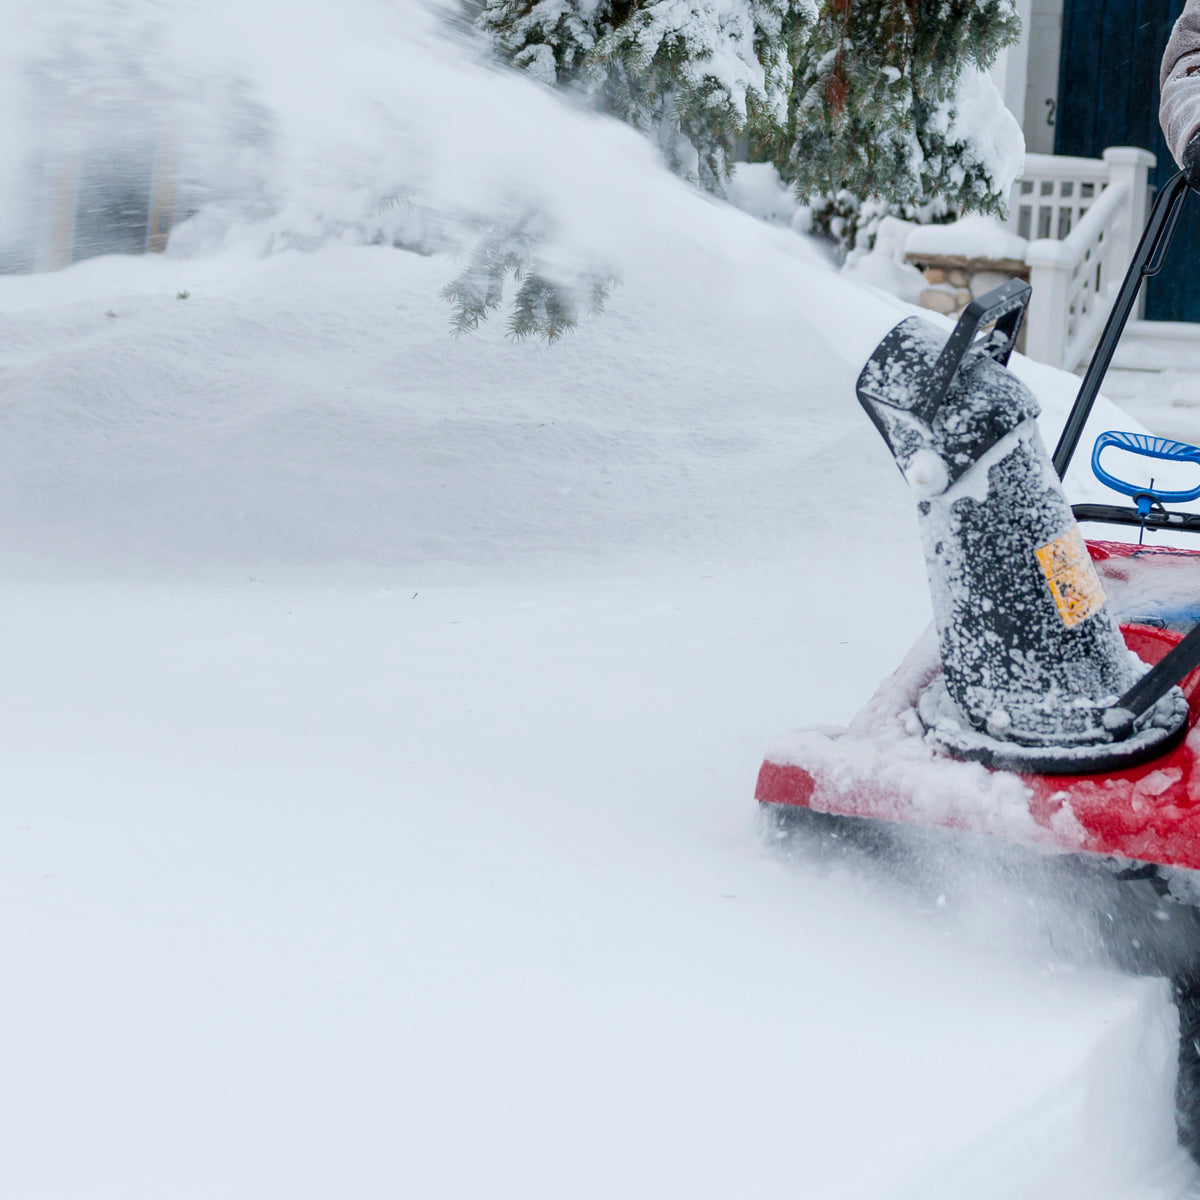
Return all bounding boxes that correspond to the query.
[754,171,1200,1159]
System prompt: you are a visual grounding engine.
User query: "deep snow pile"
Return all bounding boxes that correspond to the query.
[1,3,1198,1197]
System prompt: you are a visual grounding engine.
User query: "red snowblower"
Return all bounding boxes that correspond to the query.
[755,170,1200,1158]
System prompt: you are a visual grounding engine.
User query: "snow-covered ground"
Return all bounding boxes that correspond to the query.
[3,3,1199,1197]
[1099,335,1200,451]
[1,566,1193,1199]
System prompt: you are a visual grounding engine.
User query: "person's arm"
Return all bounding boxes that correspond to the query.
[1162,0,1200,180]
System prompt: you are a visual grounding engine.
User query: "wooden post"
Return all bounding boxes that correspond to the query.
[43,152,79,271]
[146,136,176,254]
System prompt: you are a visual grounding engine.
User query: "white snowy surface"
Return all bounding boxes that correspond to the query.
[906,213,1030,262]
[1,2,1198,1197]
[725,161,811,232]
[0,571,1193,1200]
[0,238,1141,581]
[842,215,929,304]
[1105,330,1200,450]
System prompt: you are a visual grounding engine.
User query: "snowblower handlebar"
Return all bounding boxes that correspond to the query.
[1091,430,1200,509]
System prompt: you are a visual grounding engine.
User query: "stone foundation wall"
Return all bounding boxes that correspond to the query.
[907,256,1030,320]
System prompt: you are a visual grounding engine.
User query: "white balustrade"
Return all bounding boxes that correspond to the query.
[1011,147,1156,369]
[1024,179,1128,368]
[1011,153,1111,242]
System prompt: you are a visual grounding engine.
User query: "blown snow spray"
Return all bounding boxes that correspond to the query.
[857,281,1187,773]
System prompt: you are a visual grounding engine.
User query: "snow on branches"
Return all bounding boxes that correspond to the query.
[480,0,815,194]
[480,0,1023,254]
[441,211,615,341]
[779,0,1023,248]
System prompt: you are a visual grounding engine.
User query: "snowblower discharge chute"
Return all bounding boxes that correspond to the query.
[856,279,1186,773]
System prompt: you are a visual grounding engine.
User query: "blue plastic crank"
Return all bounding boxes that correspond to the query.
[1090,430,1200,517]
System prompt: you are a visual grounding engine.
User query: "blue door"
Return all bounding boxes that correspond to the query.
[1056,0,1198,321]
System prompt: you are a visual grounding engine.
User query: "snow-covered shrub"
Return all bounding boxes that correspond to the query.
[481,0,1024,261]
[804,190,955,263]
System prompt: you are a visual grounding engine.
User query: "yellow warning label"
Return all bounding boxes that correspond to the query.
[1035,526,1105,629]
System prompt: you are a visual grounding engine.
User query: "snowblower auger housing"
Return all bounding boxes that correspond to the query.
[756,170,1200,874]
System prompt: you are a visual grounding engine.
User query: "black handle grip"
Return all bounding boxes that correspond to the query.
[915,280,1031,424]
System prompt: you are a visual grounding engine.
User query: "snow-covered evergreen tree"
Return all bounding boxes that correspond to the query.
[471,0,1021,329]
[774,0,1022,247]
[479,0,814,194]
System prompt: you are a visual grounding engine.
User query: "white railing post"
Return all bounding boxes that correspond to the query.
[1007,153,1111,240]
[1025,240,1073,367]
[1024,179,1129,369]
[1101,146,1156,294]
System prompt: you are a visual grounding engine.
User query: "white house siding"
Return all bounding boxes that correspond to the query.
[1024,0,1065,153]
[991,0,1033,129]
[991,0,1064,153]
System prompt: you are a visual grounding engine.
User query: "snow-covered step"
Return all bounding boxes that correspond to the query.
[1110,320,1200,373]
[1094,321,1200,445]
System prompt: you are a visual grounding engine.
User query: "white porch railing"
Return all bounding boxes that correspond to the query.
[1010,153,1111,242]
[1011,147,1156,369]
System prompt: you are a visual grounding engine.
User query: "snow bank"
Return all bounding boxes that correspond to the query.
[0,197,1138,579]
[906,213,1029,262]
[0,235,881,579]
[0,231,1142,579]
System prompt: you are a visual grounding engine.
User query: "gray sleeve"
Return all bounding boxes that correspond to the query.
[1162,0,1200,164]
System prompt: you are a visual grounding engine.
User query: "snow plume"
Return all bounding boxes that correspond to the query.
[1,0,274,269]
[0,0,638,338]
[0,14,35,258]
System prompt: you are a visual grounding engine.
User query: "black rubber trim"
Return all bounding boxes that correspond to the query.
[1073,503,1200,534]
[933,711,1189,776]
